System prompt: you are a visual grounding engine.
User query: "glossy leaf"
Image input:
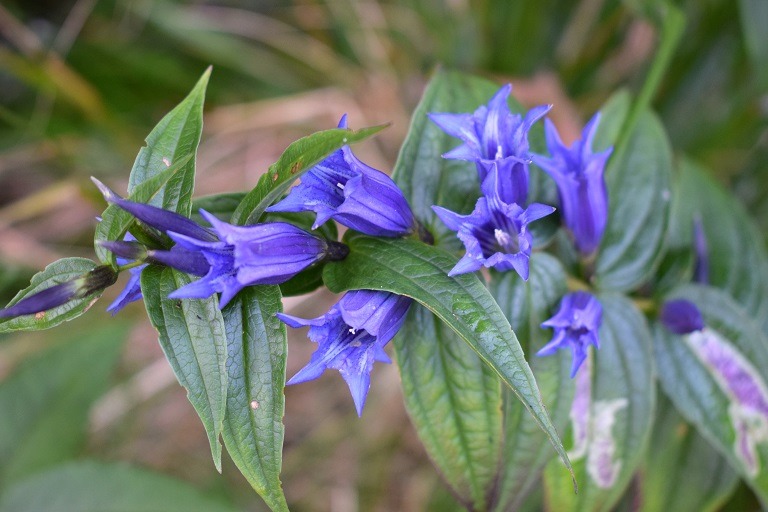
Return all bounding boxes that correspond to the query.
[127,67,209,215]
[395,305,502,510]
[641,396,738,512]
[220,286,289,512]
[0,324,125,484]
[0,461,237,512]
[544,294,654,512]
[653,284,768,505]
[322,232,574,481]
[230,124,388,226]
[191,192,246,222]
[94,153,192,265]
[666,159,768,333]
[141,266,228,472]
[0,258,98,334]
[490,254,573,512]
[595,110,672,291]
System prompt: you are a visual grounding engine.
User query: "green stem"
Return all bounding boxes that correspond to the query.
[116,260,145,273]
[612,3,685,166]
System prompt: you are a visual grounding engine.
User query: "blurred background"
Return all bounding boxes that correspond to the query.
[0,0,766,510]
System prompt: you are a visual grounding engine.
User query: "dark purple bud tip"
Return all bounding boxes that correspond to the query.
[325,241,350,261]
[0,265,117,319]
[660,299,705,335]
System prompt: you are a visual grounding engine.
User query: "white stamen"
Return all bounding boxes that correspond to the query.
[348,327,357,335]
[495,144,504,159]
[336,182,345,190]
[494,228,511,247]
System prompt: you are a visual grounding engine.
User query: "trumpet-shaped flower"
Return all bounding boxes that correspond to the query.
[267,116,416,237]
[432,167,554,279]
[429,84,551,205]
[532,113,612,256]
[537,291,603,378]
[277,290,412,416]
[93,179,336,308]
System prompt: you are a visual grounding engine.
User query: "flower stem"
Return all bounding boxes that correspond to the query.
[116,260,146,273]
[612,4,685,165]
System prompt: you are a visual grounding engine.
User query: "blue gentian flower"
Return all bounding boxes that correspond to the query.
[93,179,336,308]
[267,116,417,237]
[0,266,117,319]
[166,210,332,307]
[660,299,705,335]
[532,113,612,256]
[428,84,551,205]
[277,290,412,416]
[537,291,603,378]
[431,166,555,279]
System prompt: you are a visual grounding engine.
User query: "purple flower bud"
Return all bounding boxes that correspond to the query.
[267,116,416,237]
[431,166,555,279]
[537,291,603,378]
[532,113,612,256]
[0,266,117,319]
[428,84,551,205]
[167,210,331,308]
[91,177,217,242]
[660,299,705,335]
[277,290,411,416]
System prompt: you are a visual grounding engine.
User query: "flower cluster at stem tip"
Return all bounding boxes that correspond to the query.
[429,84,611,376]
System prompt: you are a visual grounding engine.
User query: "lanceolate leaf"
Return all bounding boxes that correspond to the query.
[322,233,574,481]
[667,159,768,334]
[641,396,738,512]
[230,124,388,226]
[595,110,672,292]
[94,153,193,265]
[0,461,237,512]
[127,67,210,216]
[0,258,99,334]
[544,294,654,512]
[490,254,573,512]
[653,284,768,505]
[220,286,289,512]
[395,305,502,511]
[0,324,126,484]
[141,266,228,472]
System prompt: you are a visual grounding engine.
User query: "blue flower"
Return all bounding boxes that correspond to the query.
[277,290,412,416]
[267,116,416,237]
[537,291,603,378]
[0,266,117,319]
[166,210,333,308]
[93,179,336,308]
[660,299,705,335]
[428,84,551,205]
[532,113,612,256]
[432,166,555,279]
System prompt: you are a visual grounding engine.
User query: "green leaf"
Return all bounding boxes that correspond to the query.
[0,461,237,512]
[0,324,125,485]
[544,294,654,512]
[391,69,547,251]
[127,67,209,215]
[667,159,768,333]
[94,153,193,265]
[653,284,768,505]
[141,266,227,472]
[595,110,672,291]
[322,233,574,482]
[641,396,738,512]
[230,124,388,226]
[220,286,289,512]
[739,0,768,88]
[0,258,98,334]
[490,254,574,512]
[191,192,246,222]
[395,305,502,511]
